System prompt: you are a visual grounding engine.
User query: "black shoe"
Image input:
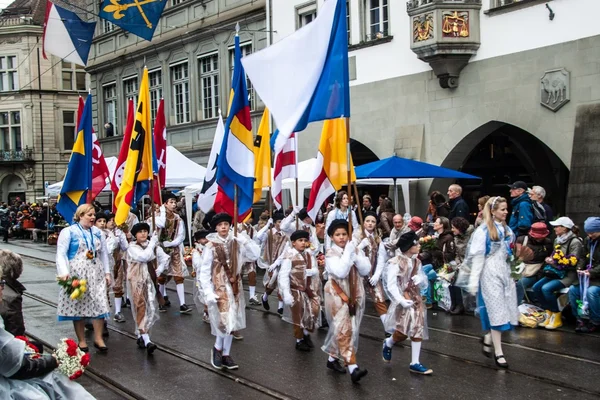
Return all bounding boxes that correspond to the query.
[159,304,167,313]
[350,368,368,383]
[211,347,223,369]
[319,317,329,330]
[261,294,270,311]
[303,334,314,348]
[481,335,492,358]
[146,342,157,355]
[575,319,586,333]
[180,304,192,314]
[221,355,239,370]
[163,296,171,307]
[450,305,465,315]
[580,322,600,334]
[103,322,109,337]
[125,298,131,308]
[277,307,283,316]
[78,345,89,353]
[94,342,108,353]
[136,337,145,349]
[296,340,311,352]
[495,354,508,369]
[326,359,346,374]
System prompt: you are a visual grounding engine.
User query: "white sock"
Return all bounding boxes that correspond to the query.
[114,297,122,314]
[249,286,256,298]
[411,340,421,365]
[223,335,233,356]
[278,301,284,309]
[380,315,386,324]
[348,364,358,374]
[141,334,150,346]
[215,336,224,351]
[385,337,395,348]
[176,283,186,306]
[159,284,166,297]
[303,329,310,336]
[262,292,268,301]
[328,356,335,362]
[490,330,504,357]
[296,338,302,343]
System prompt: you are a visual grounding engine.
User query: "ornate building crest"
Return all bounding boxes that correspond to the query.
[540,68,570,112]
[442,11,469,38]
[413,13,434,42]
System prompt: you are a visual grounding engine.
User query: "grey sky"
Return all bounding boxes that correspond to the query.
[0,0,14,10]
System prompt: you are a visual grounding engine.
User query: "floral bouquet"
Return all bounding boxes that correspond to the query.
[418,236,437,251]
[54,338,90,380]
[15,336,41,359]
[57,276,87,301]
[550,245,578,269]
[183,246,193,267]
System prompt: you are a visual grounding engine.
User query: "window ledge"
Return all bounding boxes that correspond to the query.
[348,35,393,52]
[484,0,552,16]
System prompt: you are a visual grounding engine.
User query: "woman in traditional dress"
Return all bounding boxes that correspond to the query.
[56,204,111,353]
[456,196,519,369]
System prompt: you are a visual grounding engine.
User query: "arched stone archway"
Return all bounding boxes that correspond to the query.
[350,138,379,166]
[429,121,569,218]
[0,173,27,204]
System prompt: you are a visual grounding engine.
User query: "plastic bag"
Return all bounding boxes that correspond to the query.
[433,279,451,311]
[518,303,546,328]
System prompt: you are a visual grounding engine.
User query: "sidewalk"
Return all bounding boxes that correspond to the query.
[0,239,56,263]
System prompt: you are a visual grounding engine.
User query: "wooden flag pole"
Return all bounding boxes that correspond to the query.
[295,177,299,230]
[232,184,239,274]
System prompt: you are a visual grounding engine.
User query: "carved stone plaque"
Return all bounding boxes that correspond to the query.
[413,13,434,42]
[540,68,570,112]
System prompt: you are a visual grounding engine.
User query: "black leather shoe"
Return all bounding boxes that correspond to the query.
[481,335,492,358]
[495,354,508,369]
[326,359,346,374]
[163,296,171,307]
[296,340,311,352]
[78,346,89,353]
[261,294,270,311]
[146,342,157,355]
[303,334,314,348]
[451,305,465,315]
[350,368,368,383]
[136,337,145,349]
[94,343,108,353]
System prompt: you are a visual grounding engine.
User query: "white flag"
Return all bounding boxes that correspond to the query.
[197,114,225,213]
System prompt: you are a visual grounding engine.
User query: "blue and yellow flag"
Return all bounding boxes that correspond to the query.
[56,95,93,223]
[99,0,168,41]
[215,35,254,217]
[114,68,154,225]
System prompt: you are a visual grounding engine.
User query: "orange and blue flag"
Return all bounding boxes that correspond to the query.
[215,35,254,216]
[56,94,93,223]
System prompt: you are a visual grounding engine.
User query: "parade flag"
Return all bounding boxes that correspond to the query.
[197,113,224,213]
[76,97,111,202]
[306,118,356,222]
[99,0,168,41]
[114,68,153,225]
[56,95,93,223]
[272,132,297,210]
[111,99,135,211]
[43,1,96,67]
[151,99,167,203]
[253,108,271,203]
[215,35,254,217]
[241,0,349,153]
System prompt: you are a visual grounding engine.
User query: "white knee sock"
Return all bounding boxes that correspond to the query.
[278,300,284,309]
[114,297,122,314]
[159,284,166,297]
[176,283,186,306]
[303,329,310,336]
[490,330,504,356]
[328,356,336,362]
[141,333,150,346]
[262,292,268,301]
[214,336,224,351]
[348,364,358,373]
[411,340,421,365]
[249,286,256,298]
[385,337,395,348]
[223,335,233,356]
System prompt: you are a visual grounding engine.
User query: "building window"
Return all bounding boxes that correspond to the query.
[123,75,138,107]
[0,55,18,92]
[199,53,219,120]
[171,0,185,6]
[171,62,190,124]
[63,111,76,150]
[61,61,86,91]
[363,0,388,41]
[296,2,317,29]
[103,20,115,33]
[229,43,255,111]
[149,69,162,125]
[0,111,21,151]
[103,83,118,137]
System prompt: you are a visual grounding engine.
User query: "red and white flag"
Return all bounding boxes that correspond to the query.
[152,99,167,203]
[272,132,297,210]
[76,96,110,202]
[111,99,135,211]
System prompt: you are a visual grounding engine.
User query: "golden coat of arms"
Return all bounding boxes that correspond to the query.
[442,11,469,38]
[413,13,434,42]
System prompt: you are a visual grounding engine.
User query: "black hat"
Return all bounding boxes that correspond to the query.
[131,222,150,237]
[104,213,115,221]
[397,231,419,253]
[211,212,232,228]
[194,229,209,241]
[298,208,309,221]
[95,213,108,222]
[363,211,378,221]
[162,191,177,203]
[508,181,528,190]
[290,230,310,242]
[327,219,349,237]
[272,211,285,222]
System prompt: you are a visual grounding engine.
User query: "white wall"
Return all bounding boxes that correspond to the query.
[272,0,600,86]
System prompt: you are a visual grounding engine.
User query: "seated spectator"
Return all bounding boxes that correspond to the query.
[534,217,584,330]
[449,217,472,315]
[515,223,553,305]
[569,217,600,333]
[421,217,455,308]
[408,216,425,238]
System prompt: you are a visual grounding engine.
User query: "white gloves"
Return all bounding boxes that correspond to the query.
[159,205,166,214]
[293,205,301,214]
[268,262,279,273]
[344,241,356,259]
[235,233,249,245]
[163,240,172,247]
[267,218,274,226]
[283,293,294,306]
[305,268,318,277]
[411,274,425,287]
[369,272,381,287]
[358,238,370,251]
[205,291,219,305]
[150,235,159,246]
[398,298,414,309]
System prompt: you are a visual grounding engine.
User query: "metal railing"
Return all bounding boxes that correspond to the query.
[0,148,33,162]
[407,0,482,11]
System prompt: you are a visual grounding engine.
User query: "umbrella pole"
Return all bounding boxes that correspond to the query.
[394,178,398,214]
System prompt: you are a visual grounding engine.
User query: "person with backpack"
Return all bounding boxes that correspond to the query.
[508,181,534,238]
[534,217,585,330]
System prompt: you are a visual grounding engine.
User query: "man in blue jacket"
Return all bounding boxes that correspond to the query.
[447,184,470,221]
[508,181,534,238]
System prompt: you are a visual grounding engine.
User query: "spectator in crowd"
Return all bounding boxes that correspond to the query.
[0,204,11,242]
[426,191,449,234]
[362,194,375,214]
[377,198,395,239]
[449,217,472,315]
[193,208,205,234]
[528,186,554,228]
[0,250,26,336]
[475,196,490,228]
[408,216,425,238]
[508,181,534,238]
[421,217,455,308]
[534,217,585,330]
[515,222,553,305]
[447,184,470,221]
[376,194,388,215]
[569,217,600,333]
